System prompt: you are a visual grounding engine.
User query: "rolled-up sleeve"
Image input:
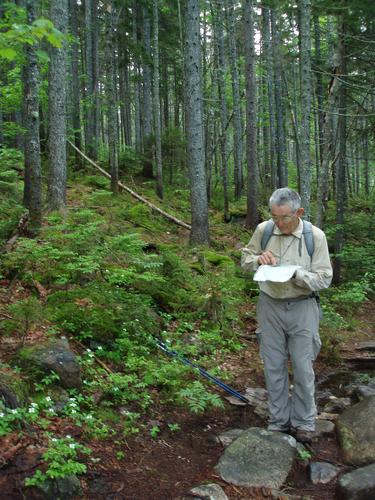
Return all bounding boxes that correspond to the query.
[293,227,332,292]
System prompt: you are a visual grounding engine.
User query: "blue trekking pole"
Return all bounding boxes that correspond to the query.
[156,340,249,404]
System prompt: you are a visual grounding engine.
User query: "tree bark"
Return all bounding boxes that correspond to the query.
[23,0,42,233]
[47,0,68,212]
[298,0,312,217]
[153,0,163,199]
[105,1,118,194]
[271,9,287,187]
[69,0,82,169]
[243,0,258,230]
[184,0,209,245]
[225,0,244,199]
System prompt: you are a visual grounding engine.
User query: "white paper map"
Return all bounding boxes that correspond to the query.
[254,265,301,282]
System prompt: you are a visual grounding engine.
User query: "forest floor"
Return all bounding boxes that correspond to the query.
[1,283,374,499]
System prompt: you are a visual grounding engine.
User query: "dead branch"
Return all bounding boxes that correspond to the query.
[67,140,192,231]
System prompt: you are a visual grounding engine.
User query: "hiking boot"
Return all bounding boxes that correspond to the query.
[295,429,315,444]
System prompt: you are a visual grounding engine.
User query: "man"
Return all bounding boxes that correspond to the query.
[241,188,332,443]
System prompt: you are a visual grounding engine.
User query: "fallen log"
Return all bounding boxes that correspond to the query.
[67,140,192,231]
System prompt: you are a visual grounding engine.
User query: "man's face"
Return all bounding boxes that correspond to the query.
[270,204,304,235]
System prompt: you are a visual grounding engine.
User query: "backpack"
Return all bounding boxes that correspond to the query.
[260,219,315,259]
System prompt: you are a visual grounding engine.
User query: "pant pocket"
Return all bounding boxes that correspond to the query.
[312,331,321,360]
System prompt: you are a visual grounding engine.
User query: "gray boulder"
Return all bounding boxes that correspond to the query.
[336,463,375,499]
[19,338,81,389]
[309,462,340,484]
[315,419,335,436]
[215,428,245,447]
[323,397,351,413]
[354,379,375,400]
[38,475,82,499]
[336,396,375,465]
[215,427,297,489]
[187,483,228,500]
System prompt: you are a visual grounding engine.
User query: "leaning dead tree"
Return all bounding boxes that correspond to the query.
[67,140,191,231]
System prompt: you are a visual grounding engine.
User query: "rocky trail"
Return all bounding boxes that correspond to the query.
[1,290,375,499]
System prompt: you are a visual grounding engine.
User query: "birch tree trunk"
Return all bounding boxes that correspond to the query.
[243,0,258,230]
[184,0,209,245]
[47,0,68,212]
[23,0,42,233]
[153,0,163,199]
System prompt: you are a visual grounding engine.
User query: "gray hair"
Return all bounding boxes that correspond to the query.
[269,188,301,212]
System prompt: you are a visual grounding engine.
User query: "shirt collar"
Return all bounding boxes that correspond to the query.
[273,218,303,238]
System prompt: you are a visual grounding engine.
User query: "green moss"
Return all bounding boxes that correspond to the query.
[203,251,235,268]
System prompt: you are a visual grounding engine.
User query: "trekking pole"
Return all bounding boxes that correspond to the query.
[156,340,249,404]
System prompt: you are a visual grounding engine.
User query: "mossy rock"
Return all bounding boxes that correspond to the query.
[203,251,235,268]
[0,369,29,408]
[17,338,82,389]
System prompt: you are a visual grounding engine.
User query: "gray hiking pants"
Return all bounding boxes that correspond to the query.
[256,292,321,431]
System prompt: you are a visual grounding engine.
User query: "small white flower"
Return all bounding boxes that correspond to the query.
[0,412,4,417]
[45,396,52,402]
[66,434,72,439]
[86,348,92,353]
[28,407,36,413]
[86,414,93,420]
[11,409,18,414]
[31,402,38,407]
[69,443,76,449]
[51,438,58,442]
[113,387,119,392]
[97,346,103,351]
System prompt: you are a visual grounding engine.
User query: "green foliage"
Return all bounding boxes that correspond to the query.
[176,381,224,414]
[4,296,44,345]
[0,147,24,241]
[0,3,63,62]
[24,435,91,487]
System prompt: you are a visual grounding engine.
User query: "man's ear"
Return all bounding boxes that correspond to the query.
[296,207,305,217]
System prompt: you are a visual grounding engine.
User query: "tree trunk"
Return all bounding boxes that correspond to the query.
[212,0,229,221]
[298,0,312,217]
[142,6,153,145]
[84,0,95,158]
[47,0,68,212]
[105,1,118,194]
[271,9,287,187]
[315,49,341,228]
[133,4,142,154]
[332,17,346,285]
[225,0,244,199]
[153,0,163,199]
[184,0,209,245]
[23,0,42,233]
[69,0,82,169]
[262,5,277,190]
[243,0,258,230]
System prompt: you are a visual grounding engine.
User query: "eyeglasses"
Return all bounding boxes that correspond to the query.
[271,213,297,223]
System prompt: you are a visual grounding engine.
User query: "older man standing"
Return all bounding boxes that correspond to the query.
[241,188,332,443]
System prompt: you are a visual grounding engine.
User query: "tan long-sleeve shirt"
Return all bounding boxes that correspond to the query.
[241,219,333,299]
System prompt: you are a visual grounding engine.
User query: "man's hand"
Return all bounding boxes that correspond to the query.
[257,251,278,266]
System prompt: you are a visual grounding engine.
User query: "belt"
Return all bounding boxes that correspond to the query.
[260,291,318,303]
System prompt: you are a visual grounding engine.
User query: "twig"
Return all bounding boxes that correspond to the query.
[70,338,114,374]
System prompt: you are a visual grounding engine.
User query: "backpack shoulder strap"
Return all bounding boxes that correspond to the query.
[260,219,275,251]
[302,220,314,258]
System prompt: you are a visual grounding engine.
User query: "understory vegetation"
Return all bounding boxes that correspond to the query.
[1,147,374,489]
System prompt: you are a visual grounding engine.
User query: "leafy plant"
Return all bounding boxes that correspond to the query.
[176,381,224,414]
[24,435,91,487]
